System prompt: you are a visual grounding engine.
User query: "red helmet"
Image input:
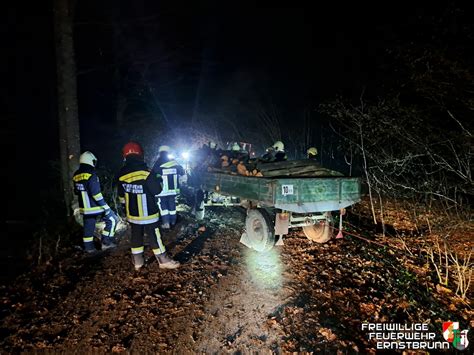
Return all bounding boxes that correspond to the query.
[122,141,144,158]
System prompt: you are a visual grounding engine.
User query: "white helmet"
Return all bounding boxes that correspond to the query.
[231,143,241,151]
[307,147,318,156]
[273,141,284,152]
[158,145,170,153]
[209,141,217,149]
[80,151,97,167]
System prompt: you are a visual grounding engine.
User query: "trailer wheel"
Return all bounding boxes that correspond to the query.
[245,209,275,252]
[303,220,331,243]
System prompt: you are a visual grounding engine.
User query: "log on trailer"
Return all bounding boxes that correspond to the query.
[256,159,343,178]
[207,159,342,178]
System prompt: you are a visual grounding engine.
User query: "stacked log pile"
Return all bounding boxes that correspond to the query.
[207,159,343,178]
[256,160,343,177]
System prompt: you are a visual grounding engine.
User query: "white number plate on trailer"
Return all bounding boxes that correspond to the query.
[281,184,294,196]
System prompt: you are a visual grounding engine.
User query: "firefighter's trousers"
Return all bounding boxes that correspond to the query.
[83,211,117,251]
[158,195,177,226]
[130,221,166,268]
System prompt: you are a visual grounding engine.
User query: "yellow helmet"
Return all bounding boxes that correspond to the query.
[158,145,171,153]
[307,147,318,156]
[273,141,284,152]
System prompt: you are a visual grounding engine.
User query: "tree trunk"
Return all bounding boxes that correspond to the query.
[53,0,80,216]
[111,9,128,128]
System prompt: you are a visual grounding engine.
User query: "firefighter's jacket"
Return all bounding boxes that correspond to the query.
[117,159,162,224]
[152,158,185,196]
[274,151,287,162]
[73,164,109,215]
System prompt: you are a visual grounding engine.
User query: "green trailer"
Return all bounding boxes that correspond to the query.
[193,171,361,251]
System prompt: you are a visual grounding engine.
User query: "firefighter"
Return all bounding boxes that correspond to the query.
[117,142,179,270]
[209,141,217,150]
[207,141,221,168]
[73,151,118,253]
[152,145,185,229]
[192,142,214,170]
[272,140,287,162]
[307,147,318,160]
[231,142,241,152]
[231,142,248,161]
[260,146,275,162]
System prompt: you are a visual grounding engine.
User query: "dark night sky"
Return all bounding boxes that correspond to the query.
[71,1,468,141]
[73,2,383,119]
[2,1,470,219]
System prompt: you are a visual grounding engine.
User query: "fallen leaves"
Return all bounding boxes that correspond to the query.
[360,303,377,314]
[111,344,126,352]
[103,298,117,306]
[319,327,337,341]
[0,207,472,353]
[435,284,452,294]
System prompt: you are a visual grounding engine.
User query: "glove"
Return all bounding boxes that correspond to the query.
[103,205,111,215]
[71,199,79,212]
[105,208,119,221]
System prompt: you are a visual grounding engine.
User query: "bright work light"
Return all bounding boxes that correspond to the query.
[181,151,190,160]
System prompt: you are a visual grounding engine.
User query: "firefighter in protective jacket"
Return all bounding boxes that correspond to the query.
[151,145,185,229]
[117,142,180,270]
[73,151,118,252]
[307,147,318,160]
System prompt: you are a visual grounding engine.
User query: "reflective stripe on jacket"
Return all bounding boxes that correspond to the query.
[152,160,185,196]
[73,164,108,215]
[117,159,162,225]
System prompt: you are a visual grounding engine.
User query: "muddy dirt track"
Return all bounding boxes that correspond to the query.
[0,208,472,353]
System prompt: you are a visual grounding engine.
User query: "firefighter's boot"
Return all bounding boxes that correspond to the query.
[156,252,180,269]
[101,236,117,250]
[132,253,145,271]
[84,239,96,253]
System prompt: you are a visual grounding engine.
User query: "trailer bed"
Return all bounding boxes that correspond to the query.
[195,172,361,213]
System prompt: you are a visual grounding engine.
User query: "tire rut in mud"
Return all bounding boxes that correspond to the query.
[194,247,292,352]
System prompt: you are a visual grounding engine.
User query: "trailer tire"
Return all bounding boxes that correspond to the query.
[303,220,331,243]
[245,209,275,252]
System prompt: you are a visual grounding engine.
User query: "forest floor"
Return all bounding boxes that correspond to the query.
[0,200,472,353]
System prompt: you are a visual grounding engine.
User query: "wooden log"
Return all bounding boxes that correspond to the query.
[257,159,321,172]
[207,159,342,178]
[260,164,343,177]
[237,162,249,176]
[208,167,231,174]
